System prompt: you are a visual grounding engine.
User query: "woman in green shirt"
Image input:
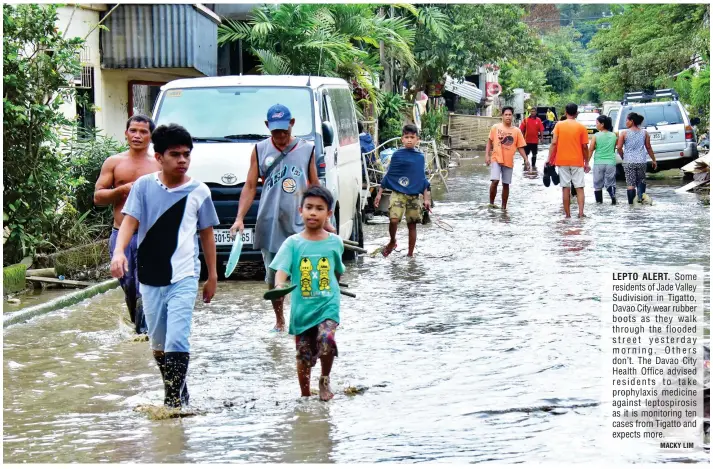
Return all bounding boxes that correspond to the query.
[589,115,618,204]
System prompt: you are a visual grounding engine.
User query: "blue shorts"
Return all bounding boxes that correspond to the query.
[261,249,277,287]
[109,228,147,334]
[139,277,199,353]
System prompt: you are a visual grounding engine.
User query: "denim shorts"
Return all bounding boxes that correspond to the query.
[261,249,277,287]
[139,277,199,353]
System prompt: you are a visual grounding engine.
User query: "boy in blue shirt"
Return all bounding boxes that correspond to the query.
[110,124,219,409]
[373,124,432,257]
[270,186,345,401]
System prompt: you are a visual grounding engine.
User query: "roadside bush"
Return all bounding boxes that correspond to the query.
[65,129,128,229]
[3,4,84,264]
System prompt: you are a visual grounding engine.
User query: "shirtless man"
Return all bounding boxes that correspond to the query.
[95,114,160,334]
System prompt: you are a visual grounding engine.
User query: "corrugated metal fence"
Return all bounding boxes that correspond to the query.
[101,4,218,76]
[446,114,500,151]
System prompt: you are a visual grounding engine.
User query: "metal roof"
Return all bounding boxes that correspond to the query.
[161,75,350,90]
[101,4,218,76]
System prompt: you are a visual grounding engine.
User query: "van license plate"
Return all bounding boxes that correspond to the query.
[650,132,663,141]
[214,228,253,246]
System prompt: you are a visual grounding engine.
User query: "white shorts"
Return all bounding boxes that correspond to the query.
[558,166,585,188]
[490,162,513,185]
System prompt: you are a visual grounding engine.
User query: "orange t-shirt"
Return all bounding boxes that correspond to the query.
[553,119,589,167]
[489,124,526,168]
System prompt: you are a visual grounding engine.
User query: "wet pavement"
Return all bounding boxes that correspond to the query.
[3,158,710,463]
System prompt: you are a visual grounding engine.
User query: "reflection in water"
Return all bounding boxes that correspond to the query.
[283,405,334,463]
[3,160,710,463]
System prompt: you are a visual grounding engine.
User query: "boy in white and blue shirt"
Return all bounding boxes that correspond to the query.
[111,123,219,409]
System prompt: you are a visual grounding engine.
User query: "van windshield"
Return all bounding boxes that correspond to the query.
[617,104,684,129]
[154,87,314,140]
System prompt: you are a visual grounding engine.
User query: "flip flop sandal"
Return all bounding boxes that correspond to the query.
[550,166,561,186]
[382,243,397,257]
[263,284,297,301]
[543,165,552,187]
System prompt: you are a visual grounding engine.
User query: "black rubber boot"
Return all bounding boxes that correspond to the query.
[154,353,190,406]
[164,352,190,408]
[594,190,603,204]
[607,186,617,205]
[531,155,537,169]
[627,189,636,205]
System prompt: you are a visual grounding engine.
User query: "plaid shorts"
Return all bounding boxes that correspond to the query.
[295,319,339,367]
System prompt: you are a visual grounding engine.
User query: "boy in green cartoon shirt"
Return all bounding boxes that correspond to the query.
[270,186,345,402]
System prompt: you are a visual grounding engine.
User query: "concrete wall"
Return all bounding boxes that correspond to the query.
[101,68,204,141]
[55,5,210,142]
[56,5,105,129]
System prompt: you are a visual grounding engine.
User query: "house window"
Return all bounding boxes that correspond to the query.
[128,81,165,118]
[75,66,95,139]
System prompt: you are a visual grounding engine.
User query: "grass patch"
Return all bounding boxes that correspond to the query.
[3,264,27,295]
[647,169,683,180]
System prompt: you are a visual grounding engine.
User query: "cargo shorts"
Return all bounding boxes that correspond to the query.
[389,191,423,224]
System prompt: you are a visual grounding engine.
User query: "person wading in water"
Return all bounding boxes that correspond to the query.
[230,104,335,332]
[95,115,160,335]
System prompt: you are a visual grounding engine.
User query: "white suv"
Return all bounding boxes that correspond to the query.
[614,89,700,170]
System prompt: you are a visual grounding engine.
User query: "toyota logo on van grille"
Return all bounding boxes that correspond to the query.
[221,173,237,185]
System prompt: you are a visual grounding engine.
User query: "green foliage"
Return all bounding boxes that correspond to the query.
[3,4,85,264]
[409,4,533,87]
[377,92,409,141]
[65,129,128,228]
[218,4,417,111]
[3,263,27,295]
[590,4,709,96]
[420,106,447,143]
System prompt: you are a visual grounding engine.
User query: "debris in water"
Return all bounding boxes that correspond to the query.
[134,404,199,420]
[223,401,234,408]
[7,298,20,305]
[132,334,149,342]
[344,385,369,396]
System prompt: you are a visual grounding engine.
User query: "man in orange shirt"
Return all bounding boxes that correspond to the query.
[547,103,591,218]
[485,106,529,210]
[519,107,544,170]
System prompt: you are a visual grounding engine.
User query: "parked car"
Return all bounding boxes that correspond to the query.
[576,112,600,135]
[152,75,365,279]
[613,89,700,171]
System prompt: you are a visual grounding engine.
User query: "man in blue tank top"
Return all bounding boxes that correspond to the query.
[230,104,335,332]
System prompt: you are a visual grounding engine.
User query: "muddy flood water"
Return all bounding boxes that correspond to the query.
[4,158,710,463]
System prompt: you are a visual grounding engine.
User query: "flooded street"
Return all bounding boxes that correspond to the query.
[4,158,710,463]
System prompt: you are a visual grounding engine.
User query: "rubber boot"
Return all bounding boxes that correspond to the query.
[531,155,537,169]
[594,190,603,204]
[164,352,190,408]
[155,353,190,406]
[627,189,636,205]
[607,186,617,205]
[637,182,647,203]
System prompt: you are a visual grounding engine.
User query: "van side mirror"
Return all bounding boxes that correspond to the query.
[322,121,335,147]
[690,117,701,126]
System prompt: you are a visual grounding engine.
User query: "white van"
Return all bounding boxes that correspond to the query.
[151,76,364,278]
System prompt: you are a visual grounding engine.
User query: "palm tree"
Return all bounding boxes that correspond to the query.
[218,4,417,112]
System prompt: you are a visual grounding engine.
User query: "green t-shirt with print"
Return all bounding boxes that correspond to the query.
[270,233,345,336]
